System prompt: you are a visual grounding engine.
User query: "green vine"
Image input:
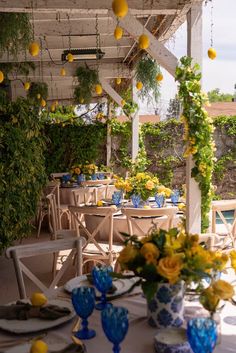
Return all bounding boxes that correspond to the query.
[176,56,215,232]
[0,13,33,58]
[74,66,98,104]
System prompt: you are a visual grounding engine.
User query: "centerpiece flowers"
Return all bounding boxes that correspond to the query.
[117,227,235,327]
[71,163,98,179]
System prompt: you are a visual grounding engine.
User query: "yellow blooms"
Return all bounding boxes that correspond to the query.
[157,185,172,197]
[145,180,154,190]
[230,250,236,272]
[118,244,139,268]
[183,145,198,158]
[74,167,81,175]
[157,255,183,284]
[212,280,234,300]
[200,287,220,313]
[140,243,160,259]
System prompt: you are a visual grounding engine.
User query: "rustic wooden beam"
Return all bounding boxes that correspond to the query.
[99,78,123,107]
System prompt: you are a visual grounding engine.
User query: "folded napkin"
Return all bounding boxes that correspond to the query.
[56,343,86,353]
[0,301,71,320]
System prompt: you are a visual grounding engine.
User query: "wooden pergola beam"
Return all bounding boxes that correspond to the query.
[99,78,123,107]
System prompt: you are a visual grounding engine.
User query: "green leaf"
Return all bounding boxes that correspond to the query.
[141,281,158,302]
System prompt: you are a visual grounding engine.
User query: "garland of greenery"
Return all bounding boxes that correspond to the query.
[176,56,215,231]
[74,66,98,104]
[0,13,32,58]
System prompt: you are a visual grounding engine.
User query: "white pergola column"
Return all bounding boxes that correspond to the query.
[131,78,139,162]
[186,2,203,233]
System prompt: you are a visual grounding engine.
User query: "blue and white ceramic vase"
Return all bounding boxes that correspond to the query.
[147,281,185,329]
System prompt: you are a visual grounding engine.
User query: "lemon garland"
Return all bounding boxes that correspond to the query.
[176,56,215,232]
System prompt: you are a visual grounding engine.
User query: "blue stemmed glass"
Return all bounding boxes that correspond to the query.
[101,305,129,353]
[171,189,180,205]
[62,174,71,183]
[155,194,165,208]
[91,173,97,180]
[112,191,122,206]
[71,286,96,339]
[187,317,217,353]
[98,173,105,180]
[131,194,141,208]
[92,265,113,310]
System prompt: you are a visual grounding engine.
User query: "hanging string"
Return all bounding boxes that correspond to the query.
[210,0,214,47]
[39,37,43,82]
[95,14,99,77]
[67,13,72,51]
[50,72,53,99]
[31,0,35,39]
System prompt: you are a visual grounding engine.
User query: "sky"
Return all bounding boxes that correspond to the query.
[141,0,236,114]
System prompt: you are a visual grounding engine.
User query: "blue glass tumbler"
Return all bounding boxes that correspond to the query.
[71,286,96,339]
[155,194,165,208]
[171,189,180,205]
[112,191,122,206]
[92,265,113,310]
[101,305,129,353]
[131,194,141,208]
[187,317,217,353]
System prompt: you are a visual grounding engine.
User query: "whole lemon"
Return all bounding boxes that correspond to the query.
[0,70,4,83]
[79,97,84,104]
[95,84,103,95]
[50,104,56,112]
[208,47,217,60]
[30,292,47,306]
[114,26,123,40]
[116,77,122,85]
[55,100,59,106]
[156,73,163,82]
[40,99,46,108]
[136,81,143,90]
[121,99,126,106]
[67,53,74,62]
[29,42,40,57]
[139,34,149,50]
[37,93,41,100]
[60,67,66,76]
[30,340,48,353]
[24,82,31,91]
[112,0,128,18]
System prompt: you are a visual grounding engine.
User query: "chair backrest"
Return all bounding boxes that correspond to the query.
[6,237,84,299]
[72,187,98,206]
[47,193,61,235]
[50,172,70,179]
[212,200,236,244]
[121,207,178,237]
[69,205,117,264]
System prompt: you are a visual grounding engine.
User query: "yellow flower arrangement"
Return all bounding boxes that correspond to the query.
[117,227,235,309]
[71,163,98,177]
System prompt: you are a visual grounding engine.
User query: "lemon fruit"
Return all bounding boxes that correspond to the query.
[114,26,123,40]
[40,99,46,108]
[30,292,47,306]
[30,340,48,353]
[139,34,149,50]
[116,77,122,85]
[136,81,143,90]
[55,100,59,106]
[97,200,103,207]
[112,0,128,18]
[95,84,103,95]
[67,53,74,62]
[29,42,40,57]
[208,47,217,60]
[60,67,66,76]
[50,104,56,112]
[37,93,41,100]
[24,82,31,91]
[156,73,163,82]
[121,99,126,106]
[79,98,84,104]
[0,70,4,83]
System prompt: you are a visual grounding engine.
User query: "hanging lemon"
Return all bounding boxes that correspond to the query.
[156,73,163,82]
[136,81,143,90]
[67,53,74,62]
[30,340,48,353]
[139,34,149,50]
[208,47,217,60]
[60,67,66,76]
[112,0,128,18]
[40,99,46,108]
[0,70,4,83]
[30,292,47,306]
[29,42,40,57]
[37,93,41,100]
[55,100,59,106]
[95,84,103,95]
[24,82,31,91]
[50,104,56,112]
[116,77,122,85]
[114,26,123,40]
[79,98,84,104]
[121,99,126,106]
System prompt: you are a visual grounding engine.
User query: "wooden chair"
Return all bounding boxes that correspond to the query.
[69,205,123,269]
[121,207,179,237]
[72,187,98,206]
[212,200,236,247]
[50,172,70,179]
[6,237,84,299]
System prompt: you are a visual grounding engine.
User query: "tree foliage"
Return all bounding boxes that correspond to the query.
[207,88,233,102]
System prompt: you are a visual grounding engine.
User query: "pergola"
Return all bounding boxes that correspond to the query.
[0,0,204,233]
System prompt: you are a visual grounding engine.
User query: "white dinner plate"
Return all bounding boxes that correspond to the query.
[0,299,75,334]
[64,275,139,297]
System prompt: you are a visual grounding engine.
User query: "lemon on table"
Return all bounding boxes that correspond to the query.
[97,200,103,207]
[30,292,47,306]
[30,340,48,353]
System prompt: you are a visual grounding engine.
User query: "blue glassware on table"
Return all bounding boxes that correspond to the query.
[98,173,105,180]
[171,189,180,205]
[91,173,97,180]
[92,265,113,310]
[77,174,85,185]
[155,193,165,208]
[101,305,129,353]
[71,286,96,339]
[112,191,122,206]
[62,174,71,183]
[131,194,141,208]
[187,317,217,353]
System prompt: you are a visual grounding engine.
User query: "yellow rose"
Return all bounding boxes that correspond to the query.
[74,167,81,175]
[140,242,160,259]
[200,286,220,313]
[118,244,139,267]
[230,250,236,272]
[157,255,183,284]
[136,172,145,181]
[143,252,157,265]
[212,280,235,300]
[145,180,154,190]
[124,182,133,192]
[164,187,172,197]
[212,252,228,271]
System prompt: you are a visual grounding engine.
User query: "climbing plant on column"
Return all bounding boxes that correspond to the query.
[176,56,216,232]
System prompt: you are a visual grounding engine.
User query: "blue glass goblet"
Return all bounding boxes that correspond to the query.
[98,173,105,180]
[77,174,85,185]
[71,286,96,339]
[112,191,122,206]
[91,173,97,180]
[101,306,129,353]
[171,189,180,205]
[155,194,165,208]
[92,265,113,310]
[187,317,217,353]
[62,174,71,183]
[131,194,141,208]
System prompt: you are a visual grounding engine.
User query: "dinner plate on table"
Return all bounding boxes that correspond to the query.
[64,275,139,297]
[0,299,75,334]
